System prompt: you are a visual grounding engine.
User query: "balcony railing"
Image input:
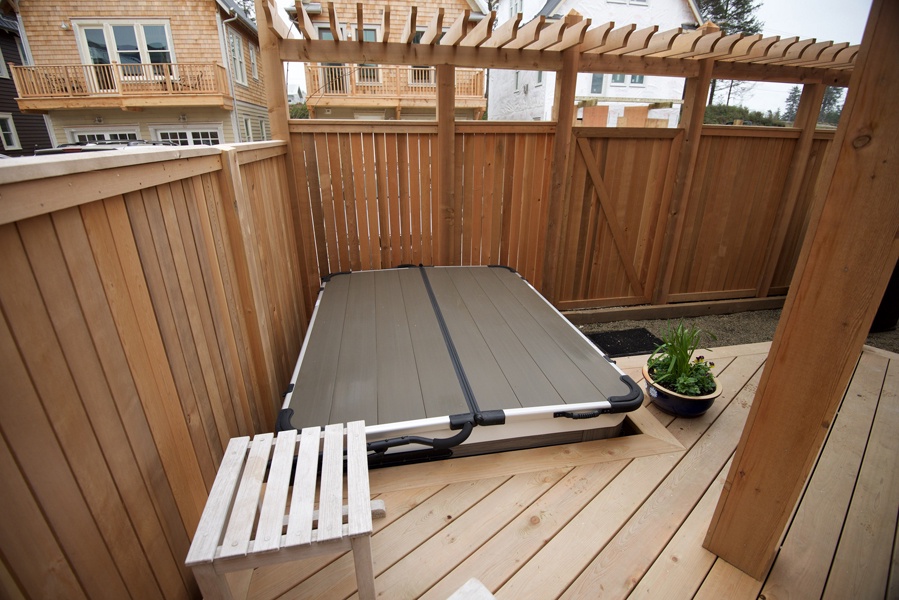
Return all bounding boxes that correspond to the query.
[305,65,485,100]
[11,63,232,109]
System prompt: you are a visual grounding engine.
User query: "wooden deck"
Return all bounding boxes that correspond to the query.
[246,341,899,600]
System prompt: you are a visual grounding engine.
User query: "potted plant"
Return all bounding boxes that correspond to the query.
[642,322,722,417]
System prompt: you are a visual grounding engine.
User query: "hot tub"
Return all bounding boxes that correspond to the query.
[278,266,641,466]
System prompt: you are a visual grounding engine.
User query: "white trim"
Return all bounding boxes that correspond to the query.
[0,114,22,150]
[149,123,225,146]
[72,19,176,67]
[249,45,258,79]
[243,117,253,142]
[258,118,267,141]
[228,27,247,86]
[0,48,8,79]
[63,125,140,144]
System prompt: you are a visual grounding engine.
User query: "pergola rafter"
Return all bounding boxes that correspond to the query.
[271,1,855,85]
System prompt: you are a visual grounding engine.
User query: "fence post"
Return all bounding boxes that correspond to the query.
[255,0,320,321]
[436,64,456,265]
[540,36,580,303]
[217,145,278,430]
[652,58,713,304]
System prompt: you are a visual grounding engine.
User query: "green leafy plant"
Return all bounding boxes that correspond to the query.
[647,322,718,396]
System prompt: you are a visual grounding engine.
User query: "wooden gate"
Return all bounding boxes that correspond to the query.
[555,128,682,310]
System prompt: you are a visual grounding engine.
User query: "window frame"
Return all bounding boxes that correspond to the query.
[243,117,253,142]
[64,126,140,144]
[0,48,8,78]
[0,114,21,150]
[353,27,380,84]
[258,118,267,141]
[228,28,247,86]
[72,19,176,75]
[151,124,224,146]
[591,73,604,94]
[249,45,258,79]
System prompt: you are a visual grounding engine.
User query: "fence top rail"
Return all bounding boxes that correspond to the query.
[288,120,557,134]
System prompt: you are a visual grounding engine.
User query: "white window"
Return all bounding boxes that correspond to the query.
[258,119,267,141]
[250,45,258,79]
[536,71,543,86]
[591,73,604,94]
[355,28,379,83]
[77,132,138,142]
[510,0,523,18]
[514,70,520,91]
[0,48,8,78]
[156,127,222,146]
[611,74,646,86]
[0,114,21,150]
[229,29,247,85]
[65,127,140,143]
[243,117,253,142]
[74,20,174,77]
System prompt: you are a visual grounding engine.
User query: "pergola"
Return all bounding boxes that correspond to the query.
[255,0,897,582]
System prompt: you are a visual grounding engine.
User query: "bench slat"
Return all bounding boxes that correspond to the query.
[254,429,297,553]
[185,436,250,565]
[318,424,345,541]
[286,426,321,547]
[347,420,373,536]
[219,433,274,559]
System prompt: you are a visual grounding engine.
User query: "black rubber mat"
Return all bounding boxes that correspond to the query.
[587,328,663,358]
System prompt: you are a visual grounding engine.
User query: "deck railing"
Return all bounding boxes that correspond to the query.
[305,65,485,100]
[11,62,230,98]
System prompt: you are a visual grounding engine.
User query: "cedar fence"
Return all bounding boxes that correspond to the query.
[0,118,833,597]
[290,120,834,314]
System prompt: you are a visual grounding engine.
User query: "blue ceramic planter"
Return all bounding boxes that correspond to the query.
[642,365,722,417]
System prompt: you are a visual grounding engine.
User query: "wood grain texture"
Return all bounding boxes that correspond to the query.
[704,0,899,578]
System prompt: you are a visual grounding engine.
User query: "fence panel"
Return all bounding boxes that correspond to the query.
[0,142,303,600]
[668,129,799,302]
[770,133,836,293]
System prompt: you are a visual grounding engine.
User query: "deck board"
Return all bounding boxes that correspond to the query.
[249,342,899,600]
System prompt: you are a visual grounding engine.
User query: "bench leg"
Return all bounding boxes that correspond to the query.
[191,564,235,600]
[351,535,376,600]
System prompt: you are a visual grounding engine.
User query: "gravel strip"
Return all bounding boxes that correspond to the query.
[577,309,899,355]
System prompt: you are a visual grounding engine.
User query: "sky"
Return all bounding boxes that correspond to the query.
[738,0,873,114]
[279,0,874,113]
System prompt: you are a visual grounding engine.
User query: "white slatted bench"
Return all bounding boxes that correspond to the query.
[185,421,382,600]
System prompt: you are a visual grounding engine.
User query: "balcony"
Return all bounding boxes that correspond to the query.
[10,62,233,113]
[304,64,485,111]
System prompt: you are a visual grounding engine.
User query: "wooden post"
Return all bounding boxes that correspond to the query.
[756,83,826,297]
[652,59,713,304]
[704,0,899,579]
[540,42,580,303]
[255,0,290,140]
[255,0,318,321]
[436,64,456,265]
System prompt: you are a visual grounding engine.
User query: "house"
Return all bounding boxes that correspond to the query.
[290,0,490,120]
[5,0,270,149]
[0,13,51,155]
[488,0,702,125]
